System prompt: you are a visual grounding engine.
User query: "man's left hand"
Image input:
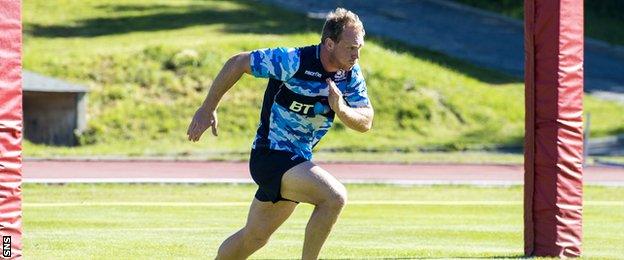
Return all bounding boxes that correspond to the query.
[327,78,345,112]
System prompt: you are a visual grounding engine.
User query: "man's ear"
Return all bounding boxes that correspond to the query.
[324,38,335,51]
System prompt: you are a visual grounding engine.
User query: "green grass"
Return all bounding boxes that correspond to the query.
[23,183,624,258]
[453,0,624,46]
[22,0,624,159]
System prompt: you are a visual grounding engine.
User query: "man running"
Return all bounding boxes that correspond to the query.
[187,8,373,260]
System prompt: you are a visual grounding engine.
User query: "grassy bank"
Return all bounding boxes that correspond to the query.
[23,0,624,159]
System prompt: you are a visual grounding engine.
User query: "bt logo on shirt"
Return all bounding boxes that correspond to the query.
[288,101,330,116]
[289,101,314,114]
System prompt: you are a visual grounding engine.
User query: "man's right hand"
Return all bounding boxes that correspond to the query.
[187,106,218,142]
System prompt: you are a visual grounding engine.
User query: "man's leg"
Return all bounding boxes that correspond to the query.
[280,161,347,260]
[216,198,297,259]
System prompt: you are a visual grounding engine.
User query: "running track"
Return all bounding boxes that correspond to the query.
[22,160,624,186]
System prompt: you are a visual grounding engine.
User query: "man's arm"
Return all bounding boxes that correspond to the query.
[200,52,251,111]
[327,79,374,132]
[187,52,251,142]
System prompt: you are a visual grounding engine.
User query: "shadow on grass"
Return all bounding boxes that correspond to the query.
[25,0,520,85]
[26,1,320,38]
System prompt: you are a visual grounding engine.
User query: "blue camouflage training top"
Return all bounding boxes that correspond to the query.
[249,44,370,160]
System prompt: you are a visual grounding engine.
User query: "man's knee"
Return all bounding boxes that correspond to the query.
[242,226,271,248]
[321,183,348,210]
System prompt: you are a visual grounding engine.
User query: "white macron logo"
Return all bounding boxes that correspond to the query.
[304,70,322,78]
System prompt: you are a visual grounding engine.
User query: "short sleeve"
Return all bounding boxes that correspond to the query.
[343,64,370,107]
[249,47,301,81]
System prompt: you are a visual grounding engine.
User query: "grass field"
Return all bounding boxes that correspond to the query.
[23,184,624,259]
[22,0,624,158]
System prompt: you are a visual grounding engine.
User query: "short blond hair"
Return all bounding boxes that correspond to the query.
[321,8,365,44]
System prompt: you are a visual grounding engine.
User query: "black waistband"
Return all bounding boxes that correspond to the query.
[274,84,334,118]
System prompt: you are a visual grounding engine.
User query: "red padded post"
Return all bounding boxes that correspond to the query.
[524,0,584,257]
[0,1,23,259]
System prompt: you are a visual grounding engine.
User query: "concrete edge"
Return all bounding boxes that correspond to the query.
[23,178,255,184]
[585,38,624,60]
[429,0,624,59]
[23,156,624,170]
[22,156,246,163]
[22,178,624,187]
[21,156,521,166]
[427,0,523,27]
[22,178,522,186]
[594,159,624,168]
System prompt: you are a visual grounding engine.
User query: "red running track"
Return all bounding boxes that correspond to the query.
[21,160,624,186]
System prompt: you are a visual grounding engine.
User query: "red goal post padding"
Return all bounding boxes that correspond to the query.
[0,1,23,259]
[524,0,584,257]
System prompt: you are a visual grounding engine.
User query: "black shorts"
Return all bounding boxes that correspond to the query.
[249,148,308,203]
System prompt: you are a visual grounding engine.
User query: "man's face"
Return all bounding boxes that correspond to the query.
[329,25,364,70]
